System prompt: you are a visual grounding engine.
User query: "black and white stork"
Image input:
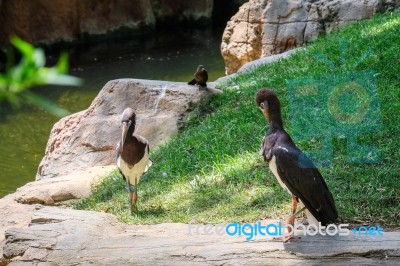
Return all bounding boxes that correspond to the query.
[116,108,152,214]
[188,65,208,88]
[256,88,338,240]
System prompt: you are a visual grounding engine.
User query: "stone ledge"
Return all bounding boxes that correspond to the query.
[3,206,400,264]
[14,165,115,205]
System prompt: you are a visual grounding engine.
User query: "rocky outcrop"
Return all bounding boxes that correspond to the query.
[0,0,155,44]
[0,0,220,44]
[36,79,219,180]
[3,206,400,264]
[221,0,400,74]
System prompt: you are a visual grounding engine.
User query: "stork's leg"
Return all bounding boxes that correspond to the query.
[283,194,299,242]
[288,194,298,230]
[131,192,138,213]
[126,180,136,215]
[272,197,305,243]
[130,178,138,215]
[129,193,134,214]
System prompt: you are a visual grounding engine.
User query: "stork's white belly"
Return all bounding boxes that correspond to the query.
[269,155,291,194]
[117,148,152,185]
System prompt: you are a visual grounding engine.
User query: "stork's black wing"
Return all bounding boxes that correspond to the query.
[273,146,338,225]
[116,141,127,181]
[198,71,208,87]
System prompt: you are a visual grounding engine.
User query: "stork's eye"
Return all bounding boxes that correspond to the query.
[260,102,265,108]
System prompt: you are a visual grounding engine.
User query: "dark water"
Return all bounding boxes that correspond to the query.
[0,28,226,198]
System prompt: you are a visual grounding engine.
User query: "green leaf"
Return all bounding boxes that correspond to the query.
[10,37,35,58]
[33,48,46,68]
[56,52,69,73]
[0,37,82,116]
[47,74,82,86]
[38,68,82,86]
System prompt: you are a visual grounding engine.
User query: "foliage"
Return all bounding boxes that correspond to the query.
[75,12,400,226]
[0,37,81,117]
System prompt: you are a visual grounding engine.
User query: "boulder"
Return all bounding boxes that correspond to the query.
[36,79,220,180]
[221,0,400,74]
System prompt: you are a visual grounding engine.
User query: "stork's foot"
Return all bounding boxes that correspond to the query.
[272,235,301,242]
[283,235,301,243]
[130,203,138,215]
[273,225,300,242]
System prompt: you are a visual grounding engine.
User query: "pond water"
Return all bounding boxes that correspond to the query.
[0,28,226,198]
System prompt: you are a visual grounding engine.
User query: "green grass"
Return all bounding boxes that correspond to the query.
[74,12,400,226]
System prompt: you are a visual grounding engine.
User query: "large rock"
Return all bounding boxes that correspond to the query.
[0,0,155,44]
[36,79,219,180]
[3,206,400,264]
[221,0,400,74]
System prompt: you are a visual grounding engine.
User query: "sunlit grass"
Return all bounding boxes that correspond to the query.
[75,12,400,227]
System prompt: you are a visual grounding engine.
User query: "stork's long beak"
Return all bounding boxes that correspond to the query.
[121,122,129,152]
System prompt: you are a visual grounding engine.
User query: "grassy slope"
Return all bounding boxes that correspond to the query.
[75,12,400,226]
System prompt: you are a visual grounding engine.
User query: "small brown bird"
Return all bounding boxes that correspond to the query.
[116,108,152,214]
[188,65,208,88]
[256,89,338,241]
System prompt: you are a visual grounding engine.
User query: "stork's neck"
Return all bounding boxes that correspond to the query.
[268,109,284,131]
[127,122,136,140]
